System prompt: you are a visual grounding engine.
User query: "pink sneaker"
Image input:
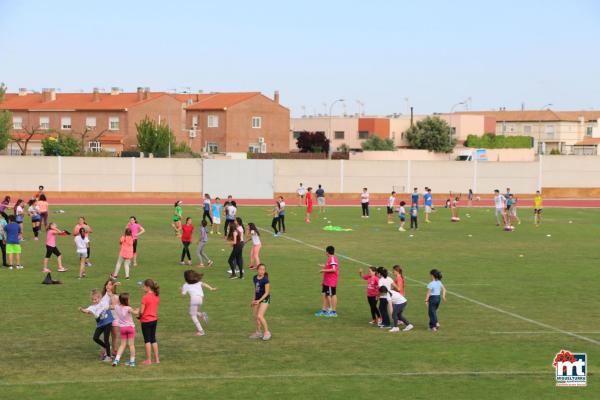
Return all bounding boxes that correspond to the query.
[142,359,152,365]
[195,330,206,336]
[57,267,68,272]
[42,268,51,273]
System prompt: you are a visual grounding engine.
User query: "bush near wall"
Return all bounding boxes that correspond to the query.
[248,152,349,160]
[465,133,533,148]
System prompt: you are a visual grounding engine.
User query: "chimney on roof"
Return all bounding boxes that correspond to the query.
[274,90,280,104]
[110,87,120,96]
[143,87,150,100]
[92,87,100,102]
[18,88,28,96]
[137,87,144,101]
[42,88,56,102]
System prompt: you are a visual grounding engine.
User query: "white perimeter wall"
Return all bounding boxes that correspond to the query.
[0,156,598,196]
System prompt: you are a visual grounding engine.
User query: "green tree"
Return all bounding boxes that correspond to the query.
[41,134,80,156]
[360,135,395,151]
[0,83,12,152]
[405,116,456,153]
[136,116,175,158]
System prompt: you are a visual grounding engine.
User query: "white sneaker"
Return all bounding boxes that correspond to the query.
[16,265,24,270]
[389,327,400,333]
[262,332,272,341]
[403,324,414,332]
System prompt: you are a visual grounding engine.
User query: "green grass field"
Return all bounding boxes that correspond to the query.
[0,204,598,399]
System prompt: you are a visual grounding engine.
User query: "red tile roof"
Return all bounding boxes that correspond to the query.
[457,110,600,122]
[0,92,169,111]
[185,92,261,110]
[575,137,600,145]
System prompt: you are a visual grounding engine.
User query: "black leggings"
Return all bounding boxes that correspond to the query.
[392,303,411,327]
[0,241,6,266]
[367,296,380,320]
[278,215,286,232]
[228,242,244,276]
[411,216,418,229]
[271,217,279,234]
[45,245,61,258]
[224,219,233,236]
[202,210,213,225]
[181,241,191,262]
[141,320,158,343]
[93,324,111,356]
[361,202,369,216]
[378,297,390,326]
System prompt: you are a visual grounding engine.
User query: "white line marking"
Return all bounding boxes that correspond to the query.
[262,228,600,346]
[0,370,548,387]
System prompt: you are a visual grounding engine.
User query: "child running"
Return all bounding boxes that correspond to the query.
[247,223,262,270]
[425,269,447,332]
[359,267,381,325]
[180,217,194,266]
[75,227,90,278]
[534,190,543,226]
[172,200,183,236]
[181,270,217,336]
[379,286,413,332]
[112,293,139,367]
[79,289,114,362]
[211,197,222,234]
[250,263,272,340]
[139,279,160,365]
[202,194,213,226]
[126,216,145,267]
[196,220,213,267]
[315,245,339,317]
[43,222,69,273]
[112,228,134,280]
[376,267,393,328]
[398,201,407,232]
[305,187,313,223]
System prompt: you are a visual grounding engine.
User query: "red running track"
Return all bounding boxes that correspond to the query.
[49,198,600,208]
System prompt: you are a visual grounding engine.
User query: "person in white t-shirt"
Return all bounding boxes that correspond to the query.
[297,183,306,206]
[379,286,413,332]
[181,270,217,336]
[493,189,507,226]
[376,267,393,327]
[386,191,396,224]
[74,227,90,279]
[361,188,370,218]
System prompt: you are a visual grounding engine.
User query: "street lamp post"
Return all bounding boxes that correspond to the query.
[449,101,465,147]
[538,103,553,155]
[328,99,344,159]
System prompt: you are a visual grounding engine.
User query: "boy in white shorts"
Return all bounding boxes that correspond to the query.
[493,189,507,226]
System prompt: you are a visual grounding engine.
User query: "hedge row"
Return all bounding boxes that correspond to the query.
[465,134,533,149]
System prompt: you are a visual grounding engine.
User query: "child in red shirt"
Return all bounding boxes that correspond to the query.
[180,217,194,266]
[305,187,313,223]
[139,279,160,365]
[392,265,405,296]
[359,266,381,324]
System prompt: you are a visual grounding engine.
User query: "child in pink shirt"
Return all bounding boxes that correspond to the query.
[112,293,139,367]
[42,222,69,273]
[359,266,381,324]
[315,245,339,317]
[126,216,145,267]
[392,265,405,296]
[112,228,134,280]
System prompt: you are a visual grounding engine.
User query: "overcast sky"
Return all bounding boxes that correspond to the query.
[1,0,598,116]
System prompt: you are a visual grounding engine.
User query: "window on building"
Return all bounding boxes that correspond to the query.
[192,115,198,128]
[109,117,120,131]
[524,125,532,134]
[12,116,23,130]
[85,117,97,130]
[207,142,218,153]
[88,141,101,152]
[252,116,262,129]
[334,131,344,139]
[207,115,219,128]
[249,144,261,153]
[358,131,369,139]
[39,117,50,130]
[61,117,72,130]
[587,125,593,137]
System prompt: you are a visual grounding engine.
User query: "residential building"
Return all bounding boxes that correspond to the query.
[459,110,600,154]
[183,91,289,154]
[0,87,183,155]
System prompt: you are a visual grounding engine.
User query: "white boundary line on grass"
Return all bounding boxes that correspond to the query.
[0,370,549,387]
[263,229,600,346]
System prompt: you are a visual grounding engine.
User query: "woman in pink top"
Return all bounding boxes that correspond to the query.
[112,293,139,367]
[73,216,93,266]
[112,228,134,280]
[42,222,69,273]
[126,216,145,267]
[359,266,381,324]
